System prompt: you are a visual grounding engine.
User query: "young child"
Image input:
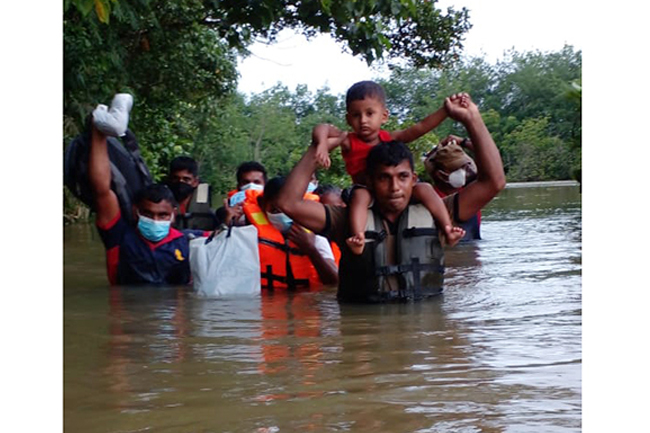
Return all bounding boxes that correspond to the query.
[312,81,467,254]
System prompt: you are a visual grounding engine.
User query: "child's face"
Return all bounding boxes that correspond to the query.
[346,97,389,143]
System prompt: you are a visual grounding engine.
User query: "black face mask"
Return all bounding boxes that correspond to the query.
[168,182,195,202]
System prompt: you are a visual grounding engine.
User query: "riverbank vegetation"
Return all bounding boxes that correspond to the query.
[64,0,581,221]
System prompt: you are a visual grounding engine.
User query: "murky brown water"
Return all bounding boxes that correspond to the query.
[64,182,581,432]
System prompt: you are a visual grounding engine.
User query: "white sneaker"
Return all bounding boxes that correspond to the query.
[92,93,133,137]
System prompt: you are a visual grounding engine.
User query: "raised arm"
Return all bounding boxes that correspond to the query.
[311,123,349,169]
[276,146,329,233]
[391,105,447,144]
[89,125,121,226]
[445,94,506,221]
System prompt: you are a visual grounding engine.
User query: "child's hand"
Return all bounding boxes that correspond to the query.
[459,93,471,108]
[315,144,331,169]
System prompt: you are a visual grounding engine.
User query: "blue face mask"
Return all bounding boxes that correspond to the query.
[267,212,293,234]
[306,182,318,193]
[137,214,172,242]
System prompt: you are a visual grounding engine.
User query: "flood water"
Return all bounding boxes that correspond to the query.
[64,182,582,433]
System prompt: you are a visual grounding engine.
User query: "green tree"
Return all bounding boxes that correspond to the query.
[67,0,471,68]
[64,0,473,194]
[500,117,575,181]
[494,45,582,141]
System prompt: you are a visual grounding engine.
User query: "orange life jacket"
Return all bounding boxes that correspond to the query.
[243,189,320,289]
[331,242,341,266]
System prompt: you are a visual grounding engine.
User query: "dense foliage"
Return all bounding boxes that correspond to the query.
[187,46,582,193]
[63,1,581,220]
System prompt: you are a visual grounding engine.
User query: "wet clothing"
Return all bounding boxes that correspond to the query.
[97,212,192,286]
[434,185,481,241]
[242,189,334,289]
[342,130,393,178]
[323,194,457,303]
[174,183,218,231]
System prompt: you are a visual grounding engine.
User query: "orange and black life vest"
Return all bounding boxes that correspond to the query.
[243,189,321,289]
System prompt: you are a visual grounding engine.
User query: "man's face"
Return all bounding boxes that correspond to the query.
[137,199,175,222]
[368,160,417,219]
[237,170,266,190]
[346,97,389,143]
[170,169,199,188]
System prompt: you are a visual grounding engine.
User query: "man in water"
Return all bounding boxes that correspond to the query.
[276,93,505,302]
[242,176,339,288]
[216,161,268,226]
[166,156,218,231]
[89,95,193,285]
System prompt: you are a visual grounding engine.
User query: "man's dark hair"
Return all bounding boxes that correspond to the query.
[262,176,286,203]
[134,184,178,208]
[366,141,414,178]
[170,156,198,177]
[236,161,267,184]
[346,80,386,109]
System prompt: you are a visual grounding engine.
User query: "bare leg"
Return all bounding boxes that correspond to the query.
[412,182,466,247]
[347,187,372,255]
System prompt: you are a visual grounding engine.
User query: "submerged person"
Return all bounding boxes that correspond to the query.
[166,156,218,231]
[276,93,505,303]
[311,81,467,254]
[88,94,194,285]
[242,176,339,289]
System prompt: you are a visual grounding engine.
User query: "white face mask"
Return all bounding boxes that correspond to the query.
[230,183,264,207]
[240,182,264,192]
[447,168,467,188]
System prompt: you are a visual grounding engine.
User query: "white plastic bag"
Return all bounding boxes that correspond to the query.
[189,225,261,297]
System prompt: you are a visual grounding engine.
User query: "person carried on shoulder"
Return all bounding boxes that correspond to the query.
[310,80,468,254]
[276,92,506,303]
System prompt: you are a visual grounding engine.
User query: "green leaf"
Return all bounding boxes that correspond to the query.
[75,0,95,16]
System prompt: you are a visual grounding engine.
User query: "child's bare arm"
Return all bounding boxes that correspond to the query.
[391,105,447,144]
[312,123,348,168]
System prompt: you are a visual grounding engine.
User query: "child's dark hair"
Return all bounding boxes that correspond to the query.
[236,161,268,184]
[346,81,386,109]
[134,184,178,208]
[366,141,414,178]
[169,156,199,177]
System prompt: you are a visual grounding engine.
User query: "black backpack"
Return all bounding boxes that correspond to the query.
[64,129,153,225]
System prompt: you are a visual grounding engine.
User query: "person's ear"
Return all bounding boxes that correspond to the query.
[381,108,389,124]
[191,177,200,188]
[132,205,139,222]
[345,112,353,127]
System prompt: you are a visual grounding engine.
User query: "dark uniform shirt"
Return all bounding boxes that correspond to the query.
[96,212,193,286]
